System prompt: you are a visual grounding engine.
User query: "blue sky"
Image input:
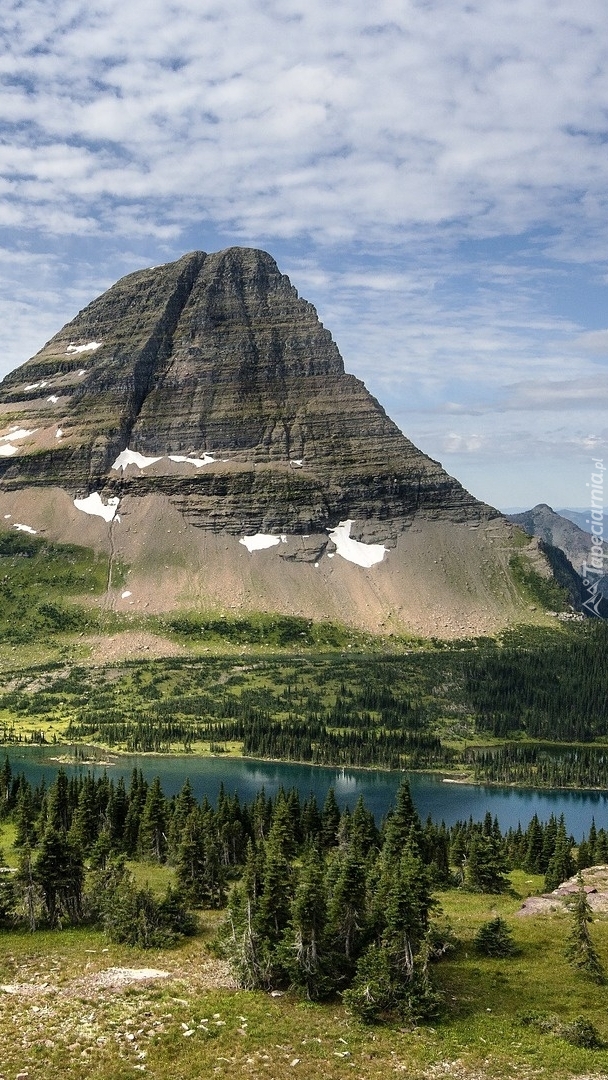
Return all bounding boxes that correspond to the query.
[1,0,608,509]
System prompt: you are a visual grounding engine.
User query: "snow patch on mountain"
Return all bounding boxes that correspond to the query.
[74,492,120,522]
[67,342,102,354]
[112,449,162,471]
[239,533,286,552]
[327,520,387,567]
[1,429,36,441]
[168,454,215,468]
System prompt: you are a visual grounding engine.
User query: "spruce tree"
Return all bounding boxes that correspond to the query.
[168,778,197,860]
[382,779,422,861]
[465,834,509,894]
[320,788,341,850]
[175,807,207,906]
[474,916,517,957]
[565,876,605,984]
[544,821,575,891]
[325,845,368,967]
[34,826,84,926]
[282,846,330,998]
[139,777,168,863]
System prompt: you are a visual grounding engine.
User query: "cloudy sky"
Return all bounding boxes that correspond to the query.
[1,0,608,509]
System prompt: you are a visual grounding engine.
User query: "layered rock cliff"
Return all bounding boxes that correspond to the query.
[0,247,556,636]
[0,248,495,538]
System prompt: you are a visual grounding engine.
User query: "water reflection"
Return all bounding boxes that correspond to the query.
[2,745,608,839]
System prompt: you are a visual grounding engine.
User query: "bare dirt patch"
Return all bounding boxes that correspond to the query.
[80,630,187,664]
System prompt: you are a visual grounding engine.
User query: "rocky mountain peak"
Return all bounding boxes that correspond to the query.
[0,247,550,638]
[0,246,493,538]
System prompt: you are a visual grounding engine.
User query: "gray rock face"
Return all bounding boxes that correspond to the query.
[508,505,605,578]
[0,247,498,537]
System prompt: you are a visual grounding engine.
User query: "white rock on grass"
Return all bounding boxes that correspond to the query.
[13,524,37,534]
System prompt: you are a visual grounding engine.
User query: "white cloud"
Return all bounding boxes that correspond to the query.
[0,0,607,505]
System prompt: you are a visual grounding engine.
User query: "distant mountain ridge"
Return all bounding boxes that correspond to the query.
[0,248,577,637]
[556,508,608,537]
[507,503,608,611]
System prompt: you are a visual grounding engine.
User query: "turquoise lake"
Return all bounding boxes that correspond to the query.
[3,745,608,839]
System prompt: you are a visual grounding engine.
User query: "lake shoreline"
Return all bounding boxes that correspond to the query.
[3,738,608,796]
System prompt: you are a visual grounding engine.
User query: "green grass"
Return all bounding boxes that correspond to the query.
[509,554,570,612]
[1,871,608,1079]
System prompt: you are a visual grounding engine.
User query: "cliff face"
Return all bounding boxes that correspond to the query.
[0,247,551,637]
[0,247,495,538]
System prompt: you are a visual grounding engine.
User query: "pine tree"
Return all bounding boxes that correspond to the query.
[524,814,544,873]
[465,834,509,893]
[14,783,37,848]
[544,821,575,891]
[257,813,292,944]
[139,777,168,863]
[382,779,422,861]
[15,845,39,931]
[69,775,99,854]
[565,876,605,984]
[474,916,517,957]
[320,788,341,850]
[168,778,197,860]
[325,845,368,966]
[282,845,330,998]
[175,808,207,906]
[34,826,84,926]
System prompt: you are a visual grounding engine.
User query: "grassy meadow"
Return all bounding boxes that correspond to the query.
[1,814,608,1080]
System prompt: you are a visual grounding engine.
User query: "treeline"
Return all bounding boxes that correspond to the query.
[465,623,608,741]
[467,743,608,788]
[3,624,608,786]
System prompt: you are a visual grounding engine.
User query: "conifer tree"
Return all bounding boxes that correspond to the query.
[106,777,128,850]
[46,770,70,832]
[15,845,38,932]
[168,778,197,861]
[382,779,422,861]
[565,875,605,984]
[257,812,292,944]
[301,794,322,845]
[14,783,37,848]
[320,788,341,850]
[139,777,168,863]
[465,833,509,893]
[175,807,207,906]
[544,820,575,891]
[524,814,544,873]
[69,775,99,854]
[282,845,329,998]
[34,826,84,926]
[325,844,368,967]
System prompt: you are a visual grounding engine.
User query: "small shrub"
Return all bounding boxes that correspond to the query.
[519,1011,604,1048]
[474,916,517,957]
[561,1016,604,1049]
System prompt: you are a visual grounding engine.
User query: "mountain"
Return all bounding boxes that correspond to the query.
[556,508,608,537]
[507,504,595,578]
[0,247,570,637]
[507,503,608,610]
